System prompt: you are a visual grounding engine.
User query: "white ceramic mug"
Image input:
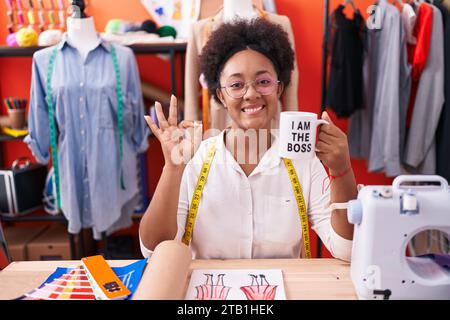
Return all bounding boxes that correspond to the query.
[278,112,329,159]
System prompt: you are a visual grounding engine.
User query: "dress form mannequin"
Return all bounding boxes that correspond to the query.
[223,0,258,22]
[66,0,99,61]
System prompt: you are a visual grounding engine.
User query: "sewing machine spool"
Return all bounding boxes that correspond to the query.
[348,175,450,300]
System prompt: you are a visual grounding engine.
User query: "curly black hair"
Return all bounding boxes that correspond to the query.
[199,18,295,104]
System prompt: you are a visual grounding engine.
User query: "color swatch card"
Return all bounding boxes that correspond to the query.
[17,259,147,300]
[185,269,286,300]
[19,267,96,300]
[81,255,131,300]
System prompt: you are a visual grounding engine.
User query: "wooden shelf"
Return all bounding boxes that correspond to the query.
[1,211,145,223]
[129,42,187,54]
[0,42,187,57]
[0,211,66,223]
[0,134,24,142]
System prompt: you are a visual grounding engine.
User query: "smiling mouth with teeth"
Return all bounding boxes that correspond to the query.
[242,106,265,113]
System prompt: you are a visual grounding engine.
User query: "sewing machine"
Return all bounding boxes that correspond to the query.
[347,175,450,300]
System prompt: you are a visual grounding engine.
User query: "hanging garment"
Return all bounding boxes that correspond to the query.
[405,3,433,129]
[348,0,411,177]
[25,34,149,239]
[184,9,299,131]
[402,3,417,45]
[403,5,445,174]
[326,5,365,118]
[436,2,450,182]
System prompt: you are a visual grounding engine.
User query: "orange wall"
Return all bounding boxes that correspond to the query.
[0,1,393,258]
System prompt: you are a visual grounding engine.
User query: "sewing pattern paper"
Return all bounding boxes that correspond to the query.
[185,269,286,300]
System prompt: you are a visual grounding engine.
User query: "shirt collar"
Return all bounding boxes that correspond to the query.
[56,32,112,52]
[214,129,282,176]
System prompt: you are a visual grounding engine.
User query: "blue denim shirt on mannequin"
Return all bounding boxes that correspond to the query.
[25,34,149,239]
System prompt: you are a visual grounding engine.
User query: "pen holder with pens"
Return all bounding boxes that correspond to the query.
[2,97,27,130]
[7,108,26,129]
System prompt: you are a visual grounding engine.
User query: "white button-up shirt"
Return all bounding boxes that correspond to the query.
[141,130,352,261]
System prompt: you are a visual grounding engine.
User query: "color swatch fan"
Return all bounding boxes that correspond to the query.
[17,259,147,300]
[19,267,96,300]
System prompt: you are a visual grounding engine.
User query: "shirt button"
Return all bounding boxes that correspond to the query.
[241,184,251,190]
[80,82,84,87]
[80,114,84,119]
[80,97,84,102]
[81,130,85,135]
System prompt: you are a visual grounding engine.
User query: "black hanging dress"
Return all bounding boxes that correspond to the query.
[326,5,365,118]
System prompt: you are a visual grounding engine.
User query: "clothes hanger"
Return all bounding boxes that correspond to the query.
[393,0,405,7]
[343,0,357,11]
[408,0,422,10]
[387,0,403,9]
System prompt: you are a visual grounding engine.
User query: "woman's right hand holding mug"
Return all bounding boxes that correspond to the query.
[144,95,203,169]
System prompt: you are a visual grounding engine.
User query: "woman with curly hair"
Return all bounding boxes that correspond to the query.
[139,18,357,260]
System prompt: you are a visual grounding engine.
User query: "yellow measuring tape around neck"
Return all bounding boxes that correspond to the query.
[182,137,312,258]
[181,138,218,246]
[283,158,311,258]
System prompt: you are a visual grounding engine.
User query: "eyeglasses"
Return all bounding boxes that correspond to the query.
[220,77,281,99]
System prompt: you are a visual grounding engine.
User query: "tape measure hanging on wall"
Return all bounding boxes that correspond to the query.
[181,137,312,258]
[46,45,125,209]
